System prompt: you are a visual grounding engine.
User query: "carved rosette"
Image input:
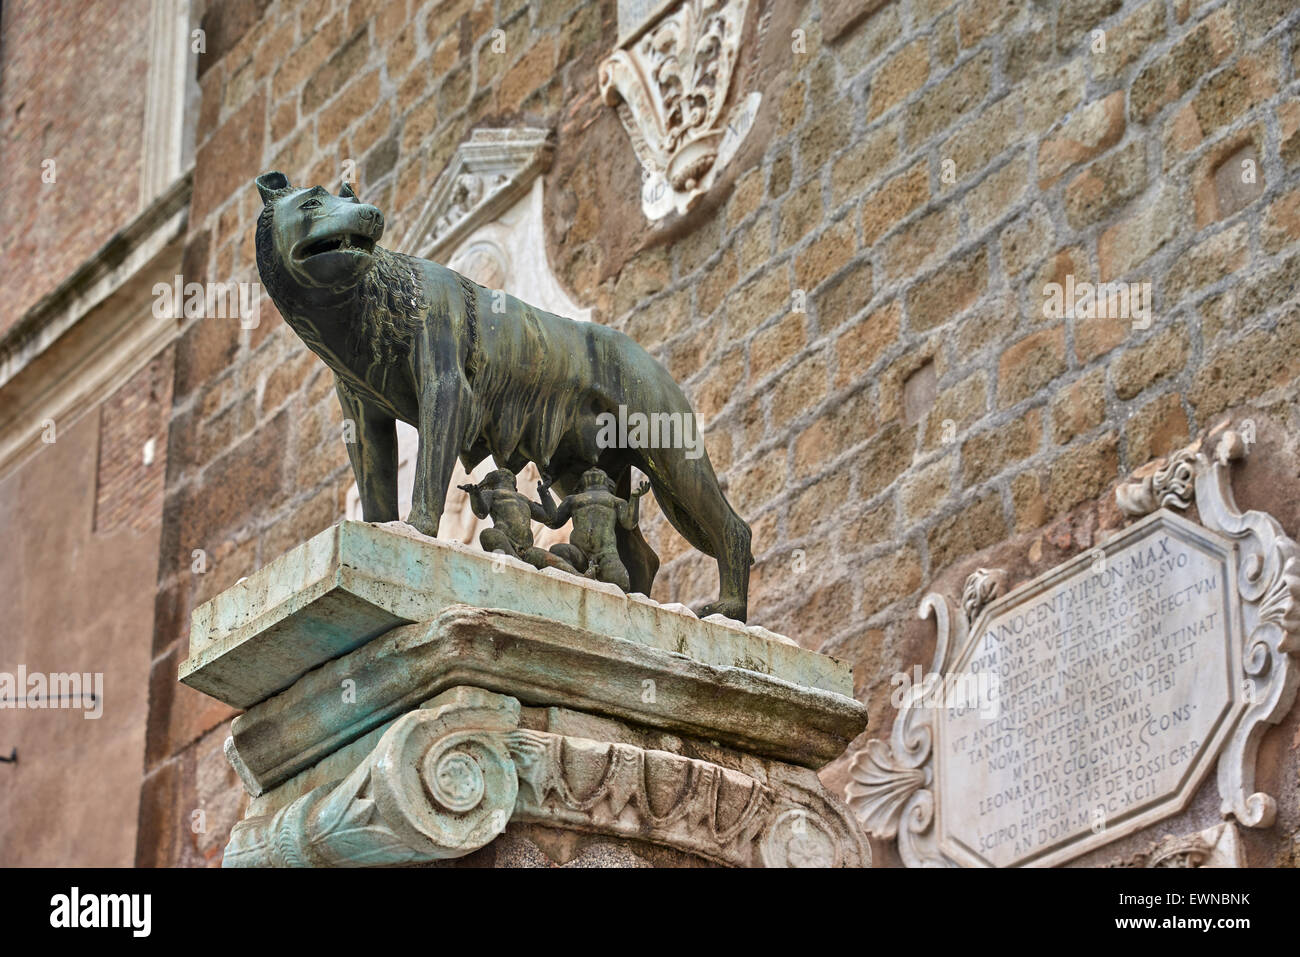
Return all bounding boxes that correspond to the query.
[226,686,868,868]
[599,0,760,219]
[845,422,1300,866]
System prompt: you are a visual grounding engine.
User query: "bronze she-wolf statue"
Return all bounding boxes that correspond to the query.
[253,172,753,620]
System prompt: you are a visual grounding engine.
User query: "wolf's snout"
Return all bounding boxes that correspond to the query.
[357,205,384,236]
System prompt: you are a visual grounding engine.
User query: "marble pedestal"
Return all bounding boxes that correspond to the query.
[180,522,871,867]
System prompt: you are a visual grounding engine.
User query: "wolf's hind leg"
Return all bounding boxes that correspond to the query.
[642,450,751,621]
[699,512,752,622]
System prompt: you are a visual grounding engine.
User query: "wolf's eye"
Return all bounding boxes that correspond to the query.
[300,198,322,211]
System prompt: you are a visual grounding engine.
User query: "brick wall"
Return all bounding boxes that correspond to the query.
[139,0,1300,864]
[0,0,151,331]
[94,350,174,535]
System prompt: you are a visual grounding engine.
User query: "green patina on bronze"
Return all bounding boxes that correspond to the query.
[253,172,753,620]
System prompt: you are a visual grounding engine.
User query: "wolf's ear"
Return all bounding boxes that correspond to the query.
[339,181,357,200]
[255,171,292,204]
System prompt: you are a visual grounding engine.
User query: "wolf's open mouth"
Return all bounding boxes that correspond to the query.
[298,233,375,258]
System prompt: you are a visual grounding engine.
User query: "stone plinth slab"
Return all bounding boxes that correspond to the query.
[180,521,852,708]
[225,603,869,795]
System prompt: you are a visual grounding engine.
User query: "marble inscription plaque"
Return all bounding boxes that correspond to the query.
[937,513,1242,867]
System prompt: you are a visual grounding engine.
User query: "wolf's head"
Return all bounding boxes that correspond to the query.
[254,171,385,291]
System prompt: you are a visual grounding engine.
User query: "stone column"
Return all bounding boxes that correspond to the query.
[180,521,870,867]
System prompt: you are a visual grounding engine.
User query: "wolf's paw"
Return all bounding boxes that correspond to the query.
[404,512,439,539]
[698,598,747,623]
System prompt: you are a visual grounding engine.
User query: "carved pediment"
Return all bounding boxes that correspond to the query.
[401,127,554,262]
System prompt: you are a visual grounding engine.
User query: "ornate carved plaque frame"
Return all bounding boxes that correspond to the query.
[847,424,1300,867]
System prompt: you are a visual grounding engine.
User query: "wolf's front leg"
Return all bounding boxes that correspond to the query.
[407,370,465,539]
[336,380,399,522]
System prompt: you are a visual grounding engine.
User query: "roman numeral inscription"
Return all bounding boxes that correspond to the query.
[940,521,1239,868]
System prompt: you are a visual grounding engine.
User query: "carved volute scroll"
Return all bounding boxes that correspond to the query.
[224,687,522,867]
[225,684,869,868]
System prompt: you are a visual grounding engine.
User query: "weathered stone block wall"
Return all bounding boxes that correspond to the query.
[141,0,1300,864]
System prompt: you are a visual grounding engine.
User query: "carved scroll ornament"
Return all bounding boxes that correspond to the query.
[225,686,868,868]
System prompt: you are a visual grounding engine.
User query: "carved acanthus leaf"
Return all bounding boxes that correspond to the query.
[1257,549,1300,638]
[1116,441,1201,517]
[599,0,760,219]
[844,593,961,867]
[1186,424,1300,828]
[845,741,927,840]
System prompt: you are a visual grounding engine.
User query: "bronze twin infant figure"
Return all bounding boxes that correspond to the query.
[253,171,753,620]
[459,467,650,593]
